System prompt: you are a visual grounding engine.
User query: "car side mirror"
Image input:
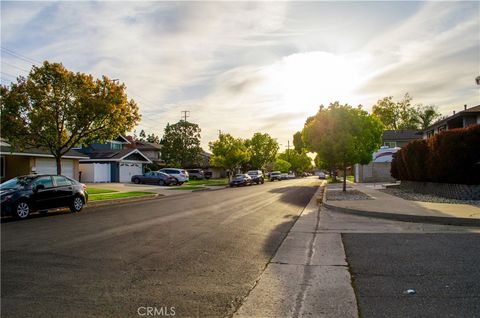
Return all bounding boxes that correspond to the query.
[34,184,45,192]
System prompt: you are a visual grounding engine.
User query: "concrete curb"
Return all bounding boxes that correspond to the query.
[323,202,480,227]
[85,194,163,209]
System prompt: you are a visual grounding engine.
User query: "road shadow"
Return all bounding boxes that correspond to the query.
[268,185,319,207]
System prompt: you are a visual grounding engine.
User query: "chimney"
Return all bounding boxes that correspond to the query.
[453,110,456,115]
[464,104,467,110]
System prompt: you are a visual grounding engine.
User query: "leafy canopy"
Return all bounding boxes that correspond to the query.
[245,133,279,170]
[160,121,202,167]
[273,159,291,173]
[209,133,250,176]
[278,149,312,173]
[0,61,140,174]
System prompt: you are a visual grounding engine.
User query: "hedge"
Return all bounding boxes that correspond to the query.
[391,124,480,185]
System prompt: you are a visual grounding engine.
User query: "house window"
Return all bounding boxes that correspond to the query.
[0,156,4,178]
[426,130,434,138]
[437,125,447,133]
[111,142,122,150]
[383,142,397,148]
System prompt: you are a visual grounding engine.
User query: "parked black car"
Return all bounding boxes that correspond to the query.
[229,174,253,187]
[131,171,176,185]
[0,174,88,219]
[247,170,265,184]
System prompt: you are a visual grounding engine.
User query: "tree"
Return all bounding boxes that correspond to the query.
[209,133,250,180]
[0,61,140,175]
[303,102,384,191]
[245,133,279,170]
[273,159,291,173]
[292,131,305,153]
[139,129,146,141]
[414,104,442,129]
[372,93,417,130]
[278,149,312,174]
[160,121,202,167]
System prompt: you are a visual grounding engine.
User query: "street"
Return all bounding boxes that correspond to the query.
[1,178,320,317]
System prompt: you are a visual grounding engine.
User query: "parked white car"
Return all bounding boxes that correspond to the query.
[159,168,189,185]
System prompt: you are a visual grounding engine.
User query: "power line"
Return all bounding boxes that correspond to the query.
[1,47,41,64]
[1,61,29,73]
[0,71,18,79]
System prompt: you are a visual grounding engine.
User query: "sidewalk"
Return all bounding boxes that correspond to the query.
[235,185,358,318]
[324,183,480,226]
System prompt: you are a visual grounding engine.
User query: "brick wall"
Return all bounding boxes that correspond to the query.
[400,181,480,200]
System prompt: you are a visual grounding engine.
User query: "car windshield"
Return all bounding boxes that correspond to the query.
[235,174,245,178]
[271,172,280,175]
[247,171,257,175]
[0,176,34,190]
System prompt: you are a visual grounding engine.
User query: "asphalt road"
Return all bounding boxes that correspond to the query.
[343,231,480,317]
[1,178,319,318]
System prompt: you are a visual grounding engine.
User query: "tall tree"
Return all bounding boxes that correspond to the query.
[245,132,279,170]
[292,131,305,153]
[209,133,250,180]
[160,121,202,167]
[139,129,146,141]
[372,93,417,130]
[146,133,160,144]
[273,159,291,173]
[414,104,442,129]
[278,149,312,173]
[303,102,384,191]
[0,61,140,175]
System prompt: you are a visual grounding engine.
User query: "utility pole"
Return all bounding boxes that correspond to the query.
[218,130,222,137]
[181,110,190,122]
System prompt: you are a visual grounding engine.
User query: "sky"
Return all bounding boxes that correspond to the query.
[1,1,479,150]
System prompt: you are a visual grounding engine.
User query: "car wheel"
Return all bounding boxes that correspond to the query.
[158,180,165,186]
[261,179,264,184]
[14,201,31,219]
[70,195,84,213]
[133,178,140,184]
[178,182,184,186]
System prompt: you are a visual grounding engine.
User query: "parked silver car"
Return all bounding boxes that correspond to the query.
[159,168,189,185]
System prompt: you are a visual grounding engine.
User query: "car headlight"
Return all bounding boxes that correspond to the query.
[1,194,14,203]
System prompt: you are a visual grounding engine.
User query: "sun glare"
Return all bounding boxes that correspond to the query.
[260,52,366,112]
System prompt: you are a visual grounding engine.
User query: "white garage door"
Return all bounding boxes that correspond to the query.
[119,162,142,182]
[36,158,74,179]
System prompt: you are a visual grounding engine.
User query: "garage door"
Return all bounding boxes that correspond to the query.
[35,158,74,179]
[119,162,142,182]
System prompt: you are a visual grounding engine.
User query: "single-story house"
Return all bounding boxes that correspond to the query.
[78,135,151,183]
[131,140,164,166]
[0,140,89,182]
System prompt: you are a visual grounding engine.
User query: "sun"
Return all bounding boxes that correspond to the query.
[259,51,366,112]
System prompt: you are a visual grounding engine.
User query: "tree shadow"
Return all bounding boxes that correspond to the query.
[268,185,319,207]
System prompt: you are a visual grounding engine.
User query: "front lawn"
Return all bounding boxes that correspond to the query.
[167,185,206,191]
[89,191,154,201]
[185,178,228,186]
[87,188,118,195]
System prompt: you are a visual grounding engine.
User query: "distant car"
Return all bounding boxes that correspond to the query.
[159,168,189,185]
[318,172,326,179]
[0,174,88,219]
[229,174,253,187]
[187,169,205,180]
[287,173,296,179]
[270,171,282,181]
[131,171,176,186]
[247,170,264,184]
[280,173,289,180]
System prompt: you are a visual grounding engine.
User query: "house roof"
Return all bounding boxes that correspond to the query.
[424,104,480,131]
[80,148,151,163]
[0,145,89,159]
[383,130,423,141]
[135,140,162,150]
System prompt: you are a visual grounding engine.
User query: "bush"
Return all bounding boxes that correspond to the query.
[391,125,480,184]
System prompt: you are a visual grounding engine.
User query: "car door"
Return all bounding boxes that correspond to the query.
[31,176,57,210]
[52,175,74,207]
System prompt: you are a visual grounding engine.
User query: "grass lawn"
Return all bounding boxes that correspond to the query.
[346,175,355,183]
[87,188,118,195]
[89,191,154,201]
[327,176,355,184]
[185,178,228,186]
[167,185,206,191]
